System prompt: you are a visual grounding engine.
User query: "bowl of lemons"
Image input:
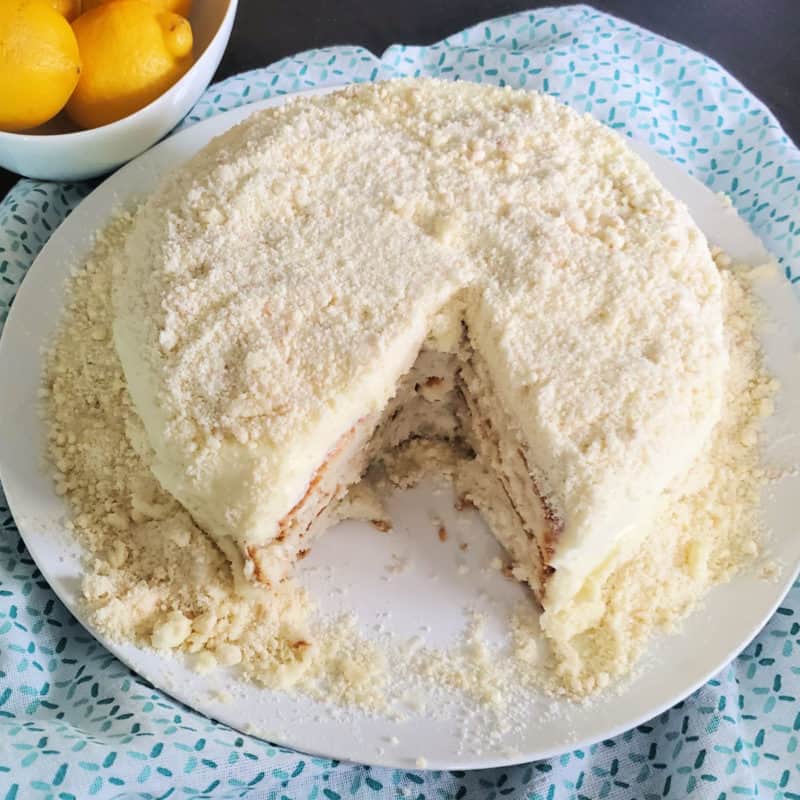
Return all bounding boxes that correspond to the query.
[0,0,237,181]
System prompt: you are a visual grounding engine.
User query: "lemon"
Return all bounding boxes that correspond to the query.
[0,0,81,132]
[47,0,82,20]
[81,0,192,16]
[66,0,193,129]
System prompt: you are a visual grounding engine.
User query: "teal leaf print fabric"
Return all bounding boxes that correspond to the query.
[1,5,799,798]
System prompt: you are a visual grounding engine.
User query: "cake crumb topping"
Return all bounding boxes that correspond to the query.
[43,210,775,713]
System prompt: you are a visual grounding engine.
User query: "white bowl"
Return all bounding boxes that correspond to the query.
[0,0,237,182]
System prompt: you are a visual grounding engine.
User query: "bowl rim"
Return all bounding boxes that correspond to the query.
[0,0,237,144]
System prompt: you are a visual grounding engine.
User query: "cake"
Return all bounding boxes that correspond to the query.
[112,79,727,662]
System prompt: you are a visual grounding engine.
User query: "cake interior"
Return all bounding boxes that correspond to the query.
[244,326,560,604]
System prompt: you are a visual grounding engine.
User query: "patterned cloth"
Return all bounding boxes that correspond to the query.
[1,5,799,798]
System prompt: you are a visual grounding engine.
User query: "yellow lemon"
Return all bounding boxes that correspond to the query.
[47,0,82,21]
[67,0,193,129]
[81,0,191,16]
[0,0,81,132]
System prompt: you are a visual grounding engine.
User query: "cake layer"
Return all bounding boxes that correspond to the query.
[113,79,727,621]
[457,342,556,599]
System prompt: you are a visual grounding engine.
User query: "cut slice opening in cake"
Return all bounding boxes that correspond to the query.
[241,322,559,610]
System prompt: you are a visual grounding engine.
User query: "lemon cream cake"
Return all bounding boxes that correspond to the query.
[112,79,726,659]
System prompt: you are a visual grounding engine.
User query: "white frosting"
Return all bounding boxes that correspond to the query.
[113,79,726,621]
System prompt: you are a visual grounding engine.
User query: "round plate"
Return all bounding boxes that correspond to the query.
[1,87,799,770]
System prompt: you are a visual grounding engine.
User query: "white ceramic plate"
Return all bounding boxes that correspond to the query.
[1,87,799,771]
